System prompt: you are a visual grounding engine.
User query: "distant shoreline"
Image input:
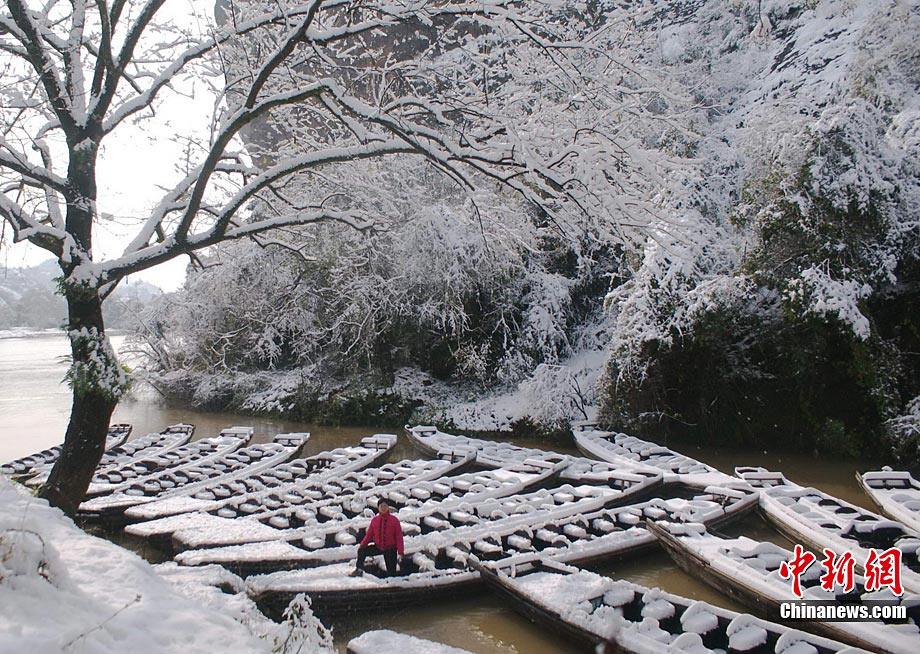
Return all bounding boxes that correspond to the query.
[0,328,128,340]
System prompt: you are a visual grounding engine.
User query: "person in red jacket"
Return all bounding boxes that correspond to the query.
[351,498,404,577]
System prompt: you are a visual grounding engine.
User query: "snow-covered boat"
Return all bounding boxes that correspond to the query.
[404,424,670,490]
[347,631,473,654]
[479,555,862,653]
[857,469,920,534]
[171,462,660,566]
[122,434,396,529]
[736,467,920,595]
[78,427,257,520]
[26,423,196,488]
[81,426,252,499]
[245,483,757,617]
[560,457,664,492]
[162,451,518,552]
[571,422,735,487]
[175,482,629,574]
[1,423,132,480]
[404,424,573,471]
[649,520,920,654]
[81,431,310,521]
[129,446,464,551]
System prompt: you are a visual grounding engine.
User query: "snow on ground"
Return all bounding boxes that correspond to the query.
[347,630,474,654]
[0,478,333,654]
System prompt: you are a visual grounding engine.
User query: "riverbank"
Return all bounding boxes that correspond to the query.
[0,478,333,654]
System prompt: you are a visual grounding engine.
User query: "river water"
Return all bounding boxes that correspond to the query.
[0,332,883,653]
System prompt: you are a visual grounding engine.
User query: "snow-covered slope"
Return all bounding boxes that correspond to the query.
[0,478,332,654]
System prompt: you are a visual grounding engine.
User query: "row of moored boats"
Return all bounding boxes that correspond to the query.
[3,420,919,653]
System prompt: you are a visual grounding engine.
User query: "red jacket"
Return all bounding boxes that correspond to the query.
[360,512,404,555]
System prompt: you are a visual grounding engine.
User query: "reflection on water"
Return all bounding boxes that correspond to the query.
[0,333,896,653]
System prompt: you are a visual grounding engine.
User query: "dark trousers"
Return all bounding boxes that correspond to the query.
[356,544,399,576]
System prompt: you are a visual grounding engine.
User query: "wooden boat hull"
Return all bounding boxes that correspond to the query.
[479,555,857,654]
[757,493,920,595]
[29,424,196,491]
[167,456,469,553]
[2,423,132,480]
[572,426,736,489]
[479,561,600,651]
[648,522,894,654]
[738,466,920,595]
[856,471,920,534]
[79,431,255,526]
[254,572,483,620]
[124,439,408,553]
[244,485,758,618]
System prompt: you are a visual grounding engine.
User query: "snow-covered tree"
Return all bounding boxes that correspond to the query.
[0,0,676,512]
[599,0,919,454]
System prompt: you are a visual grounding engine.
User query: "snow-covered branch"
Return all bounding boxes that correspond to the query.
[2,0,679,295]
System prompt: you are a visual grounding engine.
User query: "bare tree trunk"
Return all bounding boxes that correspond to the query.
[37,132,121,517]
[38,292,118,517]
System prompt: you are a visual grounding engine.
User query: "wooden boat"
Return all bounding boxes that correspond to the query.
[81,426,251,499]
[171,469,660,575]
[479,555,863,653]
[171,466,664,574]
[404,425,670,490]
[175,482,629,574]
[736,467,920,595]
[347,630,474,654]
[164,451,515,552]
[572,422,735,488]
[245,483,758,618]
[192,459,650,543]
[1,423,132,480]
[649,520,920,654]
[122,434,392,526]
[405,424,579,472]
[123,436,405,548]
[113,432,309,521]
[83,432,309,521]
[561,458,663,492]
[857,469,920,534]
[26,423,196,488]
[78,427,255,520]
[128,443,458,549]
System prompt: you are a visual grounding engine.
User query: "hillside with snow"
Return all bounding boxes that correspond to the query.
[136,0,918,457]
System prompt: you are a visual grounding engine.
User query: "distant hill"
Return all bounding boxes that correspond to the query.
[0,260,162,331]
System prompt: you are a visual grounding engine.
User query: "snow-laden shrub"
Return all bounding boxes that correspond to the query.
[785,265,873,340]
[276,594,334,654]
[884,396,920,463]
[600,0,919,454]
[134,173,618,426]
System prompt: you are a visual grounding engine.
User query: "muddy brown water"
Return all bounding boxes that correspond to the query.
[0,333,892,652]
